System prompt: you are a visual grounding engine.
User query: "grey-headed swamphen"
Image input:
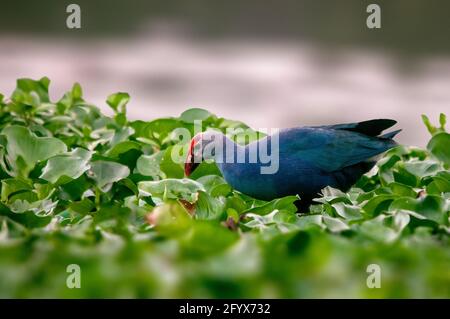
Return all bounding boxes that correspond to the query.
[185,119,401,212]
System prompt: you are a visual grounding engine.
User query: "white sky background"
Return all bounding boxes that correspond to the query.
[0,27,449,147]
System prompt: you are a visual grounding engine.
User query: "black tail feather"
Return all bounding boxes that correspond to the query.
[380,129,402,139]
[337,119,397,137]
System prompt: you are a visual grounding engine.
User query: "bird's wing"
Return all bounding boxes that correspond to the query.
[277,126,398,172]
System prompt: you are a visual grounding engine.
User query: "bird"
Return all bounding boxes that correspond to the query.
[185,119,401,212]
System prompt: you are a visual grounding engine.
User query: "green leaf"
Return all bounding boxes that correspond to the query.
[389,195,446,225]
[427,132,450,166]
[332,202,363,221]
[180,108,213,123]
[363,194,397,216]
[136,152,164,177]
[195,191,225,220]
[107,92,130,114]
[0,203,51,228]
[11,77,50,107]
[422,114,436,135]
[138,178,205,203]
[243,196,298,216]
[403,160,441,178]
[106,140,141,159]
[314,186,351,204]
[422,113,446,135]
[393,165,418,187]
[196,175,229,195]
[160,146,184,178]
[144,118,182,145]
[377,154,401,184]
[57,175,91,201]
[244,210,298,233]
[322,215,349,232]
[210,183,233,198]
[93,204,131,224]
[89,161,130,191]
[188,162,222,179]
[179,221,238,257]
[295,215,323,230]
[56,83,84,112]
[358,215,399,243]
[439,113,447,129]
[148,201,193,237]
[1,125,67,177]
[392,210,411,233]
[72,82,83,100]
[225,194,248,214]
[387,182,416,197]
[40,148,92,184]
[426,173,450,195]
[68,198,95,215]
[1,178,32,202]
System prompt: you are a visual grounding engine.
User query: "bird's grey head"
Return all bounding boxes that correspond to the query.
[184,130,225,176]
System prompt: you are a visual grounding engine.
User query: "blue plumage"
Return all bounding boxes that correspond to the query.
[186,119,400,211]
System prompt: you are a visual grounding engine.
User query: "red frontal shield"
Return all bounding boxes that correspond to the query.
[185,135,201,176]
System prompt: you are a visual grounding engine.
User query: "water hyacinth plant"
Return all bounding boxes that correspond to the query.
[0,77,448,298]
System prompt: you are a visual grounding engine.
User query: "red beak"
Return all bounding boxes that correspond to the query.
[185,137,200,176]
[184,152,200,176]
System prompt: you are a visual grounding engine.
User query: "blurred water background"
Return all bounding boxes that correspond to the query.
[1,0,450,146]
